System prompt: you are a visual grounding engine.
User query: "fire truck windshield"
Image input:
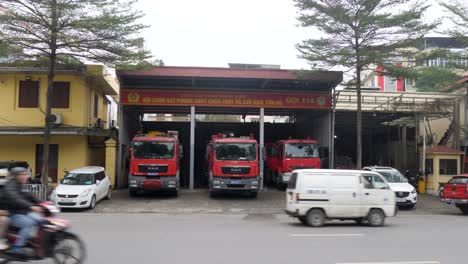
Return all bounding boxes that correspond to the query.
[215,143,256,161]
[284,143,319,158]
[133,141,175,159]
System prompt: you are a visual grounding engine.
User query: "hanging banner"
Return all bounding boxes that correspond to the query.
[121,89,331,109]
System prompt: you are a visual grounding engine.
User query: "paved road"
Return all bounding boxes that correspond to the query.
[64,212,466,264]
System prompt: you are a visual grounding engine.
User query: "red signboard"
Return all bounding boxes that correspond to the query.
[121,90,331,109]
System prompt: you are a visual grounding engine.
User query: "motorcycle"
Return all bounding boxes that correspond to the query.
[0,202,86,263]
[438,182,445,201]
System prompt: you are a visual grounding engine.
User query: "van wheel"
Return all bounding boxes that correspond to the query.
[368,209,385,227]
[306,209,325,227]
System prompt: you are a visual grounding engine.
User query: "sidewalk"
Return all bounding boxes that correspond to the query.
[88,189,461,215]
[93,188,285,214]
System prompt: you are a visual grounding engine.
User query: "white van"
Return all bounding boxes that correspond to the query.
[285,169,397,227]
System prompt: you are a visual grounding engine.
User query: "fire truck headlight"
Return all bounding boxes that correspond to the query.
[169,180,176,185]
[252,180,259,185]
[213,180,221,185]
[129,180,137,187]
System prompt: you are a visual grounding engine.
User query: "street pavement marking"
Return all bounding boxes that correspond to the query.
[290,233,365,237]
[336,261,440,264]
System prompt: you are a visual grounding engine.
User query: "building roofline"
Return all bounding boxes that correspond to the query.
[117,66,343,83]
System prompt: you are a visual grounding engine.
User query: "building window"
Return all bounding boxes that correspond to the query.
[18,80,39,108]
[405,78,415,86]
[425,159,433,175]
[439,159,457,175]
[370,76,376,87]
[94,94,99,118]
[51,82,70,108]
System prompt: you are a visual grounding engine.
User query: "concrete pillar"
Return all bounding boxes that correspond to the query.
[105,139,117,188]
[402,126,407,170]
[189,106,195,190]
[454,101,461,150]
[259,108,264,190]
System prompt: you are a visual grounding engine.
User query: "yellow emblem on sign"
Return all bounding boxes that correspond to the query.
[317,96,326,107]
[127,92,140,103]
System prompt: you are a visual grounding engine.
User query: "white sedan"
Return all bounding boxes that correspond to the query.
[51,166,112,209]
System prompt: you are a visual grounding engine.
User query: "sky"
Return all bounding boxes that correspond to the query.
[135,0,451,70]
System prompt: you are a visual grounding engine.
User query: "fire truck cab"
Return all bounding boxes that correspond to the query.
[128,131,182,196]
[266,139,320,190]
[206,133,259,198]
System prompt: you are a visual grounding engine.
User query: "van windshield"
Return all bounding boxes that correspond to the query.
[133,141,175,159]
[215,143,256,161]
[284,143,319,158]
[378,171,408,183]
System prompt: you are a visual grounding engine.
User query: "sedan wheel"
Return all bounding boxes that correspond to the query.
[89,195,96,209]
[105,187,112,200]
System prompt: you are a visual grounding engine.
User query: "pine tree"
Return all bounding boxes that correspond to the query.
[295,0,438,168]
[0,0,151,185]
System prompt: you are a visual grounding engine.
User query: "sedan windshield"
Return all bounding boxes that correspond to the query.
[378,171,408,183]
[133,141,175,159]
[215,143,256,161]
[284,143,319,158]
[62,173,95,185]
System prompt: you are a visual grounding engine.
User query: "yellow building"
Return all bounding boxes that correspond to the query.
[424,145,464,194]
[0,64,118,185]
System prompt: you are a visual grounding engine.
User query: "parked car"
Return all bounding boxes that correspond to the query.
[363,166,417,209]
[51,166,112,209]
[285,169,397,227]
[441,175,468,215]
[0,161,31,185]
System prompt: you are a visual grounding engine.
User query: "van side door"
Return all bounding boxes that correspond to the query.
[361,173,392,216]
[328,174,361,218]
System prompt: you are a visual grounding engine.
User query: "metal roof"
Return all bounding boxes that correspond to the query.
[335,90,462,114]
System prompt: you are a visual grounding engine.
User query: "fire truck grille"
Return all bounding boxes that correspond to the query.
[222,166,250,174]
[139,165,168,173]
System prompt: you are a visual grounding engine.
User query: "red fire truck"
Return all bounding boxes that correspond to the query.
[206,133,259,198]
[128,131,182,197]
[265,139,320,189]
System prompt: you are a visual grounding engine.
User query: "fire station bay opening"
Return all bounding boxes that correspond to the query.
[117,68,462,190]
[116,67,343,189]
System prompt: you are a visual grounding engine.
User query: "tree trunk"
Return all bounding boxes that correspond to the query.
[41,0,58,186]
[41,56,56,186]
[356,68,362,169]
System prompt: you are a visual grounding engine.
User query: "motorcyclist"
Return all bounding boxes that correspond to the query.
[3,167,44,255]
[0,195,8,250]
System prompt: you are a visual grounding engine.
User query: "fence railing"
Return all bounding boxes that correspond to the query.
[23,184,48,201]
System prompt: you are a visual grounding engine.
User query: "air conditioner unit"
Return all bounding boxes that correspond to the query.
[49,113,62,125]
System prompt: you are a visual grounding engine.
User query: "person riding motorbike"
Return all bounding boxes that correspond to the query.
[0,197,8,250]
[3,167,44,255]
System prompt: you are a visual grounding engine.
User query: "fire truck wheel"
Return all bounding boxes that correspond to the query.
[249,192,258,198]
[209,191,218,198]
[129,189,138,197]
[171,191,178,197]
[277,183,286,191]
